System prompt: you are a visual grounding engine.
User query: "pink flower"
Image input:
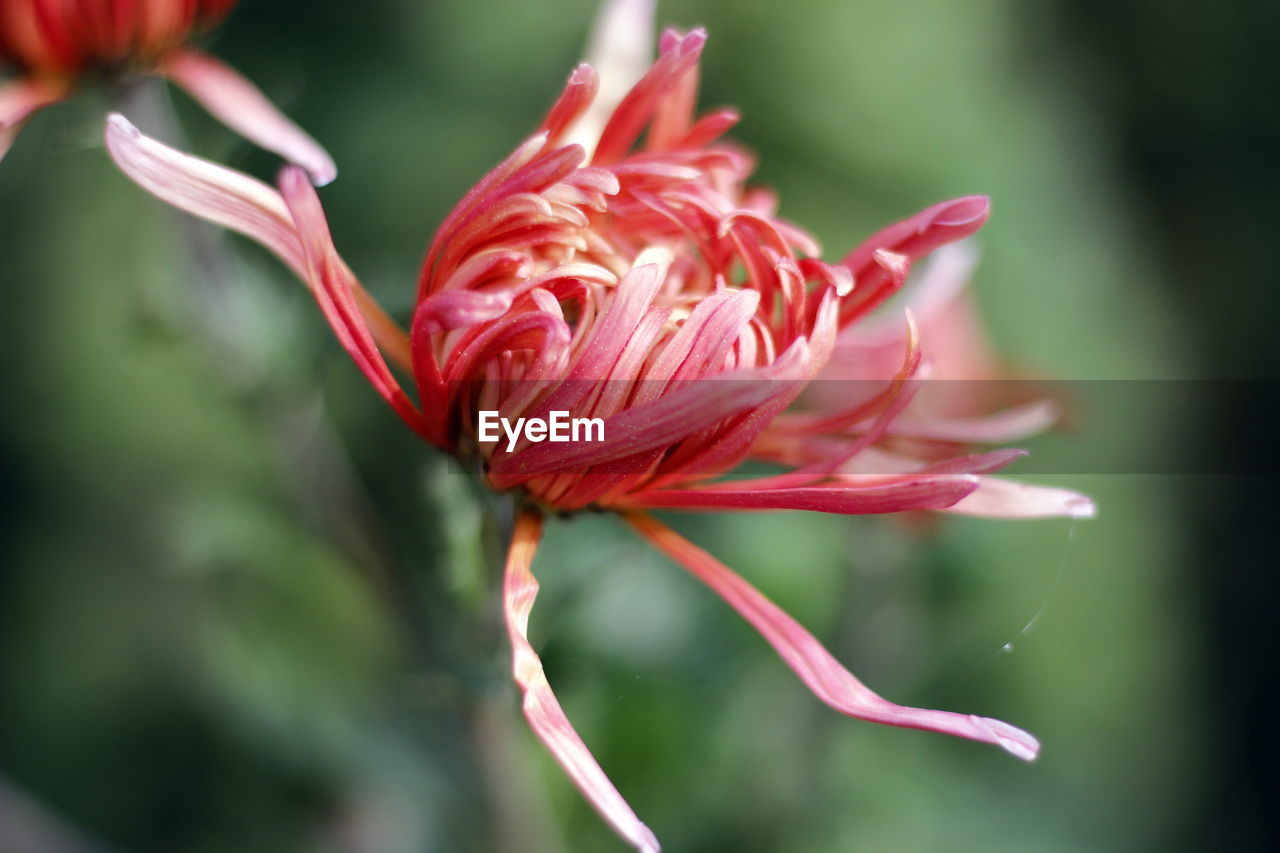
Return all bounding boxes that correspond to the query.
[105,0,1093,848]
[0,0,333,183]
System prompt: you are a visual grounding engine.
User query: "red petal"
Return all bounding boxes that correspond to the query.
[278,166,430,437]
[839,196,990,324]
[503,510,661,853]
[103,114,410,373]
[618,474,978,514]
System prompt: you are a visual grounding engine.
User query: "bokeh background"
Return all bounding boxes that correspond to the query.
[1,0,1275,851]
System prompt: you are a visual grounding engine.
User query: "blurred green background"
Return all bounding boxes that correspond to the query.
[2,0,1274,851]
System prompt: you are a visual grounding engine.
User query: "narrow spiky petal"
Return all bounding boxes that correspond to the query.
[838,196,991,323]
[278,166,429,437]
[944,477,1097,519]
[103,114,409,370]
[619,474,979,514]
[626,513,1041,760]
[504,509,661,853]
[161,49,337,185]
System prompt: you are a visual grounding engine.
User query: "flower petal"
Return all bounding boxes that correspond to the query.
[0,77,69,162]
[569,0,656,155]
[504,510,661,853]
[592,28,706,165]
[839,196,991,323]
[277,166,430,437]
[104,114,412,372]
[943,477,1097,519]
[619,474,978,514]
[626,513,1041,761]
[160,48,337,185]
[489,343,811,488]
[883,400,1060,444]
[104,112,307,273]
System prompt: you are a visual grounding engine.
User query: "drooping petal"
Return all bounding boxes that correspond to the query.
[503,509,661,853]
[626,513,1040,760]
[277,166,430,437]
[943,477,1097,519]
[160,48,337,185]
[104,114,412,372]
[105,112,307,273]
[0,76,69,162]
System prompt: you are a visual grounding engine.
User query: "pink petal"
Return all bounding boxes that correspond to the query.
[943,477,1097,519]
[618,474,979,514]
[104,114,412,373]
[626,513,1041,760]
[839,196,991,323]
[489,343,810,488]
[0,77,69,162]
[277,167,430,437]
[884,400,1060,444]
[160,49,337,185]
[541,63,600,145]
[848,241,981,348]
[592,29,706,164]
[104,112,307,274]
[503,510,661,853]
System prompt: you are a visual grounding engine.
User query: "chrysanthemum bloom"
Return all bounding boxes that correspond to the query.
[105,1,1092,848]
[0,0,333,182]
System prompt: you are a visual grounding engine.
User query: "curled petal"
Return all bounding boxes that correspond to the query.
[490,343,810,488]
[104,114,410,371]
[278,167,429,436]
[944,477,1097,519]
[592,28,706,164]
[161,49,337,185]
[569,0,656,155]
[839,196,990,323]
[414,289,516,337]
[503,510,661,853]
[626,513,1041,761]
[105,112,307,273]
[541,63,600,145]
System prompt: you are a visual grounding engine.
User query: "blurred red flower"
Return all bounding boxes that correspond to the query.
[0,0,332,182]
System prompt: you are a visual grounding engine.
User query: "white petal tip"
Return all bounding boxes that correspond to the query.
[971,715,1040,762]
[308,160,337,187]
[105,112,139,140]
[636,826,661,853]
[1067,496,1097,519]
